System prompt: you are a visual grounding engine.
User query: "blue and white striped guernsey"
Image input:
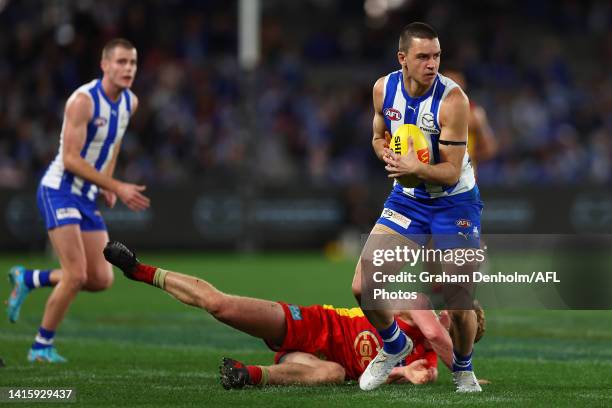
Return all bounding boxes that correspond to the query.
[41,79,133,201]
[382,71,476,199]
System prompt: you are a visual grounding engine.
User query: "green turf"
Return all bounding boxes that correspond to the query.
[1,252,611,407]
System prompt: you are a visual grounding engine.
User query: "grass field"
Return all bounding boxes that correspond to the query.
[1,252,611,407]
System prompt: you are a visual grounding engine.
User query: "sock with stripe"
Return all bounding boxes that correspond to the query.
[23,269,53,289]
[32,326,55,350]
[378,320,408,354]
[452,349,473,372]
[131,264,169,289]
[246,365,269,386]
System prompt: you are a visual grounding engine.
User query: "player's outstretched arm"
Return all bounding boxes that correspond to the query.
[62,93,149,211]
[103,241,286,346]
[409,309,453,370]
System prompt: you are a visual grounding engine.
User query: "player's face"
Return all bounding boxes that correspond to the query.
[102,47,138,89]
[398,38,441,87]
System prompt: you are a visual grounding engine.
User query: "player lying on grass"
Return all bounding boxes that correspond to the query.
[103,241,485,388]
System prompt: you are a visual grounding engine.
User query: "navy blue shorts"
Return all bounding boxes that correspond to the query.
[37,185,106,231]
[376,188,483,249]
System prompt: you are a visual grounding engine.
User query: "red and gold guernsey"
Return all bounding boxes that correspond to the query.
[270,303,437,381]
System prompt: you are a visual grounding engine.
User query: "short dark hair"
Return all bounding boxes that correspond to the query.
[102,38,135,59]
[398,22,438,52]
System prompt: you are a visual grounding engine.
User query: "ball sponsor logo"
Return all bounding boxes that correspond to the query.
[416,148,430,163]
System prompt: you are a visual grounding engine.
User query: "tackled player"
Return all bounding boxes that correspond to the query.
[103,241,485,388]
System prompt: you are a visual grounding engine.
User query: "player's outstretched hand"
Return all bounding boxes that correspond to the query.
[386,359,437,385]
[116,182,150,211]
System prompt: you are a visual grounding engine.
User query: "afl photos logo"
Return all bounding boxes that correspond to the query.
[384,108,402,121]
[353,330,381,369]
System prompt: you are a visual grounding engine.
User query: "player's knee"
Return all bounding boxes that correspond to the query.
[202,292,227,317]
[63,272,88,292]
[84,271,114,292]
[326,365,345,383]
[314,365,345,384]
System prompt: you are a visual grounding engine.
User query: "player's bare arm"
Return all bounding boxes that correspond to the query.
[100,95,139,208]
[408,309,453,369]
[372,76,391,161]
[63,93,149,211]
[383,87,468,186]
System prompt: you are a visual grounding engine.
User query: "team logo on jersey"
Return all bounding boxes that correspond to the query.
[455,219,472,228]
[384,108,402,121]
[419,113,440,134]
[353,330,381,369]
[93,117,108,127]
[288,304,302,321]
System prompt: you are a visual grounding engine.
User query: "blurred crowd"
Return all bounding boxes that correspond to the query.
[1,0,610,189]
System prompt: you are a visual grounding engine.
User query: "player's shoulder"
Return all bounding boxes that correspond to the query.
[373,76,386,102]
[373,70,401,103]
[438,75,469,113]
[65,81,98,120]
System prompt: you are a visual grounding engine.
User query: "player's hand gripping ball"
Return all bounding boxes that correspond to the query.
[390,124,430,188]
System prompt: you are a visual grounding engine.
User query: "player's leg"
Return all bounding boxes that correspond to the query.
[432,197,483,392]
[104,241,286,346]
[220,352,345,389]
[271,352,345,385]
[353,222,420,391]
[353,223,417,326]
[29,224,88,362]
[6,267,61,323]
[441,255,481,391]
[81,230,114,292]
[165,272,286,344]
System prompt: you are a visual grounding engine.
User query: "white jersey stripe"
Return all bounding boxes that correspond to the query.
[382,71,476,199]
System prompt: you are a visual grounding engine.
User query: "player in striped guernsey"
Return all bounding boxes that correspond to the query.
[352,23,484,392]
[6,38,150,362]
